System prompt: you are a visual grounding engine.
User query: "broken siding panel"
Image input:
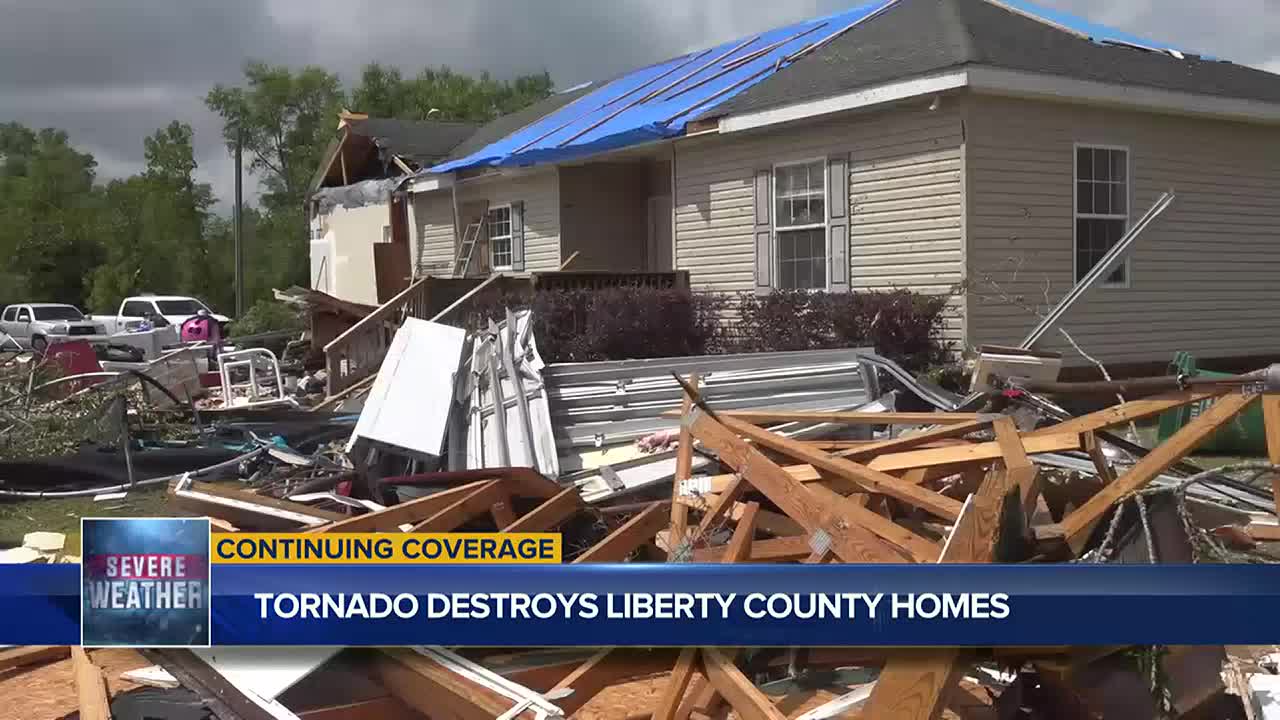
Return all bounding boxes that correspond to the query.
[674,104,965,347]
[456,170,561,272]
[413,191,456,277]
[966,95,1280,365]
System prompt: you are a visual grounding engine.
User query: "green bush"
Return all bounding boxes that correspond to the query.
[228,300,304,338]
[468,286,952,373]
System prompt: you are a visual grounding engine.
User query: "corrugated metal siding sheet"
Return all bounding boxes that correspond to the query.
[673,104,966,348]
[543,347,876,451]
[965,94,1280,365]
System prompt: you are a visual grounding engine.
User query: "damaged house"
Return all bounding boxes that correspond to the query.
[394,0,1280,371]
[308,113,477,305]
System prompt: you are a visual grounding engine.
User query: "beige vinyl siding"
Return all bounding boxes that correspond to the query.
[560,163,648,272]
[674,103,966,347]
[457,169,561,271]
[413,190,456,276]
[965,95,1280,365]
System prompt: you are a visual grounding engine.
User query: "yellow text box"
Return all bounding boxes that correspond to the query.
[212,532,561,564]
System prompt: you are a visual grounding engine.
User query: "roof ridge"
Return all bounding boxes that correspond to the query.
[976,0,1093,41]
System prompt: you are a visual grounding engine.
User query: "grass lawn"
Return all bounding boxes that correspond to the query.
[0,486,175,555]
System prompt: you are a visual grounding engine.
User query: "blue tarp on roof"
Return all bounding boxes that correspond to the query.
[996,0,1205,56]
[430,0,1211,175]
[430,0,894,173]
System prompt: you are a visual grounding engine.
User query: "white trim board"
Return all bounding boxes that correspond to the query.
[408,174,453,193]
[717,65,1280,134]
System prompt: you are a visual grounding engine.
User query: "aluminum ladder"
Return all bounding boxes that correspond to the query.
[452,218,486,277]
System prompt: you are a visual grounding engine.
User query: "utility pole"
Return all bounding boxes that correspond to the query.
[233,122,244,317]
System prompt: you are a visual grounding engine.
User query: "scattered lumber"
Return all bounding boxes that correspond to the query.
[160,369,1277,720]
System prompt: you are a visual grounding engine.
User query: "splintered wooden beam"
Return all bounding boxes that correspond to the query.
[0,645,70,673]
[692,535,811,562]
[669,373,701,558]
[1027,389,1226,438]
[723,502,760,562]
[552,649,677,716]
[865,432,1080,473]
[834,419,993,460]
[712,410,984,425]
[375,648,535,720]
[1060,391,1260,555]
[1262,394,1280,514]
[693,474,746,540]
[807,484,937,562]
[675,496,806,537]
[502,486,584,533]
[863,649,964,720]
[993,417,1040,516]
[489,490,518,528]
[718,414,964,521]
[863,463,1019,720]
[574,502,670,563]
[686,410,909,563]
[702,647,788,720]
[411,479,507,532]
[1082,431,1116,485]
[310,480,489,533]
[72,647,111,720]
[653,649,700,720]
[1264,394,1280,466]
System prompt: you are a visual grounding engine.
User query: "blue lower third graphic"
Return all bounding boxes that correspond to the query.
[81,517,211,647]
[6,563,1280,646]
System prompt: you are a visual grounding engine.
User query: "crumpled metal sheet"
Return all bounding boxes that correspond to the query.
[312,177,400,211]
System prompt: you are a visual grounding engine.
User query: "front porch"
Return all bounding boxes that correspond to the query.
[419,148,674,279]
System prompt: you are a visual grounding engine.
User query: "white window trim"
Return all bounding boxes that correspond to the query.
[1072,142,1132,289]
[487,203,514,272]
[771,156,830,291]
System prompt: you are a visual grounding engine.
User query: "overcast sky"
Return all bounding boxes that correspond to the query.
[1,0,1276,209]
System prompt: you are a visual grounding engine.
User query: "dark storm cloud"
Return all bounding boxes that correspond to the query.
[0,0,1275,206]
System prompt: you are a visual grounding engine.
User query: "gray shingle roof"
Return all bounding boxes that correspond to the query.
[439,85,596,164]
[346,117,478,166]
[702,0,1280,120]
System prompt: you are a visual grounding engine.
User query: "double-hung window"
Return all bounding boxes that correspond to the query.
[1074,145,1130,286]
[774,159,827,290]
[487,205,513,270]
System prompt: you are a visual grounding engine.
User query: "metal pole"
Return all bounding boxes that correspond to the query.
[233,123,244,317]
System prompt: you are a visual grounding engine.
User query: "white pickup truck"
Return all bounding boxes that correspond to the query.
[91,295,231,335]
[0,303,109,351]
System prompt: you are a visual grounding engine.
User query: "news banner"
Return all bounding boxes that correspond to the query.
[1,517,1278,648]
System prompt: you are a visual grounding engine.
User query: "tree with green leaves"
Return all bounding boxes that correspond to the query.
[87,121,217,312]
[0,124,103,306]
[350,63,553,123]
[205,61,345,212]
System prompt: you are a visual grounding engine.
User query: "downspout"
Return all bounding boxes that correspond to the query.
[670,142,678,273]
[450,173,462,278]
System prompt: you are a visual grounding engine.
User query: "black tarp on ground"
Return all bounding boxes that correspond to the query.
[0,447,242,492]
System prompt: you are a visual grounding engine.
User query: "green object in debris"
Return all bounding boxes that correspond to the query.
[1155,351,1267,456]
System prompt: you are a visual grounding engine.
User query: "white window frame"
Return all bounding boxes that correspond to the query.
[380,225,392,244]
[771,157,829,291]
[1073,143,1132,289]
[487,203,514,272]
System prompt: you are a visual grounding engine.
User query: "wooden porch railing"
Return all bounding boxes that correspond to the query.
[323,278,429,397]
[322,270,691,396]
[322,274,515,396]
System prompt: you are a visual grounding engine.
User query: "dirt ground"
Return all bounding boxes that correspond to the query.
[0,648,151,720]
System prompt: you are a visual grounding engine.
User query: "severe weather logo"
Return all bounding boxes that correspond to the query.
[81,517,211,647]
